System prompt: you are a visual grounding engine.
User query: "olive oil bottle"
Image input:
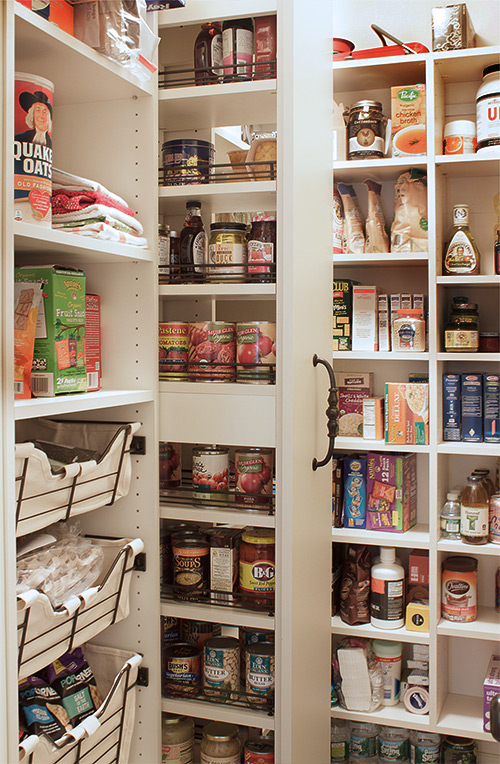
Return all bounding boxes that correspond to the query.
[443,204,481,275]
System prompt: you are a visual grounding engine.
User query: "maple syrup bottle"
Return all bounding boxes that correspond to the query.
[179,200,207,282]
[443,204,481,275]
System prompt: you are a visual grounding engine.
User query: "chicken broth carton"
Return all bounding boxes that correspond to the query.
[391,84,426,158]
[366,452,417,532]
[15,266,87,396]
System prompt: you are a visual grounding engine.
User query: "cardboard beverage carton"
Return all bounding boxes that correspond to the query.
[366,451,417,532]
[391,84,426,158]
[385,383,429,445]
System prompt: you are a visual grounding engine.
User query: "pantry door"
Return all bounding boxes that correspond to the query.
[275,1,334,762]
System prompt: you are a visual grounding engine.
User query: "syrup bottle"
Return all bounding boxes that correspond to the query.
[179,200,206,282]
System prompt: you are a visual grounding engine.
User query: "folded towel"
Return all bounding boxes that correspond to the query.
[52,168,130,209]
[53,221,148,247]
[52,204,144,235]
[52,189,134,217]
[53,215,138,237]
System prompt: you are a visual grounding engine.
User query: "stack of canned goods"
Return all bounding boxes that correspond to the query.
[158,320,276,383]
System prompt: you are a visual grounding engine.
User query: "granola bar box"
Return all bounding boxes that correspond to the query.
[366,452,417,532]
[15,265,87,396]
[385,382,429,445]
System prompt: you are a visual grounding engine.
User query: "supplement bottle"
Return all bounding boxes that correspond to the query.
[409,731,441,764]
[440,492,461,540]
[460,474,489,544]
[476,64,500,154]
[370,547,405,629]
[350,722,378,763]
[331,718,350,763]
[378,726,409,762]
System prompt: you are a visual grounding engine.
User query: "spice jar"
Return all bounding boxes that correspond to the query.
[200,721,241,764]
[393,309,426,351]
[247,214,276,282]
[239,528,275,609]
[208,222,247,282]
[161,713,194,762]
[344,100,387,160]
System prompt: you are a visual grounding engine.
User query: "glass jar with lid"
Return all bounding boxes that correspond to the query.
[194,22,222,86]
[344,100,387,160]
[208,222,247,282]
[162,713,194,763]
[444,320,479,352]
[247,214,276,282]
[200,721,241,763]
[393,309,426,351]
[449,297,479,325]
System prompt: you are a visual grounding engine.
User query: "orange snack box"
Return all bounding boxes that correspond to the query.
[385,382,429,445]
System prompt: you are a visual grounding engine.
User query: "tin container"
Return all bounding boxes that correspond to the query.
[163,643,202,698]
[159,442,182,489]
[239,528,275,609]
[14,73,54,226]
[489,493,500,544]
[441,556,477,622]
[236,322,276,384]
[188,321,236,382]
[181,619,221,648]
[162,138,214,185]
[159,322,189,380]
[172,537,209,601]
[208,222,247,282]
[203,636,240,701]
[344,100,387,160]
[442,736,477,763]
[244,739,275,763]
[239,626,274,677]
[235,448,274,509]
[245,642,275,708]
[192,446,229,503]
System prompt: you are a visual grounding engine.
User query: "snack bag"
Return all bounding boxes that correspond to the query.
[390,169,428,252]
[339,544,371,625]
[19,674,70,741]
[338,182,365,254]
[46,648,102,726]
[14,282,43,399]
[364,179,389,253]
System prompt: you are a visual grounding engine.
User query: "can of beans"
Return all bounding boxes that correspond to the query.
[181,619,221,648]
[239,626,274,677]
[244,739,275,763]
[236,322,276,384]
[159,442,182,489]
[245,642,275,708]
[188,321,236,382]
[159,322,189,380]
[163,643,202,698]
[235,448,274,509]
[203,636,240,701]
[489,493,500,544]
[192,446,229,503]
[496,567,500,612]
[14,73,54,226]
[172,537,209,601]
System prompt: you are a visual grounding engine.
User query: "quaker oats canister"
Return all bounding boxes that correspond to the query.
[14,73,54,226]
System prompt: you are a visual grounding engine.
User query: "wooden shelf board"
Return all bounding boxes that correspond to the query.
[332,524,430,549]
[160,502,275,528]
[437,693,494,741]
[159,181,276,215]
[331,615,429,644]
[437,607,500,641]
[160,599,275,630]
[334,437,430,453]
[161,697,275,729]
[14,390,154,420]
[159,283,276,299]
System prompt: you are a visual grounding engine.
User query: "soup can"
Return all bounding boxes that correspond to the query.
[245,642,275,708]
[442,736,477,763]
[161,616,181,646]
[203,636,240,701]
[172,537,209,601]
[235,448,274,509]
[163,643,201,698]
[489,493,500,543]
[181,619,221,648]
[159,442,182,489]
[159,322,189,380]
[162,138,214,185]
[192,446,229,504]
[188,321,236,382]
[244,739,275,763]
[14,73,54,226]
[236,322,276,384]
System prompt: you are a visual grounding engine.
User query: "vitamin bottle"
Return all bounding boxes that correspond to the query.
[409,731,441,764]
[460,474,489,545]
[440,491,461,540]
[370,547,405,629]
[443,204,481,275]
[179,200,206,282]
[350,722,378,763]
[330,718,350,763]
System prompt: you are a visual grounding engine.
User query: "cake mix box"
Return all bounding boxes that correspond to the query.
[366,451,417,532]
[343,455,367,529]
[15,265,87,396]
[385,382,429,445]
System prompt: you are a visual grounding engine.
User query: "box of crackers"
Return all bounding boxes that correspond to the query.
[366,451,417,532]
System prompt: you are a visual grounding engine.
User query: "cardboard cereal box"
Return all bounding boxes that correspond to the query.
[343,455,367,529]
[15,265,86,396]
[333,279,359,351]
[385,383,429,445]
[338,372,373,438]
[366,452,417,532]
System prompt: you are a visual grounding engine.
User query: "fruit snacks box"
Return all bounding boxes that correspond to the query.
[343,455,366,529]
[15,265,86,396]
[366,452,417,532]
[385,383,429,445]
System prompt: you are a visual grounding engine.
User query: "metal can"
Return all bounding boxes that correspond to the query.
[163,643,201,698]
[489,493,500,544]
[239,528,275,609]
[208,222,247,282]
[203,636,240,701]
[162,138,214,185]
[441,556,477,622]
[245,642,275,708]
[159,442,182,490]
[159,322,189,380]
[162,616,181,645]
[344,100,387,160]
[244,739,275,763]
[236,322,276,384]
[181,620,221,648]
[239,626,274,677]
[443,736,477,763]
[207,527,241,602]
[188,321,236,382]
[235,448,274,509]
[172,537,209,601]
[192,446,229,504]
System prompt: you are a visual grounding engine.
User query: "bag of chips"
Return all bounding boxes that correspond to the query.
[46,648,102,726]
[339,544,371,625]
[19,674,70,741]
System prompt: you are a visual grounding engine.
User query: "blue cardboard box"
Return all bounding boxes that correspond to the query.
[343,455,367,529]
[461,374,483,442]
[483,374,500,443]
[443,374,461,441]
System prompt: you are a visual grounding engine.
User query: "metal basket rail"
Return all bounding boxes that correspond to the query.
[161,582,275,616]
[159,359,276,385]
[159,261,276,285]
[158,159,276,186]
[159,60,277,89]
[162,683,274,716]
[160,474,275,516]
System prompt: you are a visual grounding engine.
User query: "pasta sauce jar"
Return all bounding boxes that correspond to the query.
[200,722,241,764]
[239,528,275,609]
[344,100,387,160]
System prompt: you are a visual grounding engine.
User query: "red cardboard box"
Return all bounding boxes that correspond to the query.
[50,0,74,36]
[85,294,101,392]
[408,549,429,602]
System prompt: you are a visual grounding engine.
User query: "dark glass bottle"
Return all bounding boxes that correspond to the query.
[495,229,500,275]
[179,201,206,282]
[194,22,222,86]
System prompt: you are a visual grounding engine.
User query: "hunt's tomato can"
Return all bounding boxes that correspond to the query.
[236,322,276,384]
[159,321,189,380]
[244,739,275,763]
[159,441,182,489]
[14,73,54,227]
[192,446,229,503]
[188,321,236,382]
[235,448,273,509]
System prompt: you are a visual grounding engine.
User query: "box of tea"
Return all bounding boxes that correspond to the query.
[432,4,475,51]
[391,84,426,157]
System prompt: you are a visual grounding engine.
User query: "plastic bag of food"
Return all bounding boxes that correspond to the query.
[46,647,102,726]
[336,637,384,712]
[339,544,371,625]
[364,179,389,253]
[19,674,70,741]
[337,183,365,254]
[14,283,43,399]
[333,186,344,255]
[391,169,428,252]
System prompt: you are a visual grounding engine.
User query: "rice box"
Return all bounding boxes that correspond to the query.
[15,265,87,396]
[483,655,500,732]
[343,456,366,529]
[366,452,417,532]
[385,383,429,445]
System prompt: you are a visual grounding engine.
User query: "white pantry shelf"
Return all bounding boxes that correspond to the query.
[436,694,493,741]
[332,523,430,549]
[331,615,429,644]
[333,158,427,181]
[437,275,500,286]
[331,702,430,731]
[333,351,429,361]
[160,599,275,631]
[14,389,154,420]
[159,283,276,299]
[433,46,500,82]
[332,53,428,91]
[437,607,500,641]
[159,180,277,215]
[437,442,500,456]
[161,697,275,730]
[437,539,500,557]
[334,253,429,267]
[437,353,500,362]
[159,501,276,529]
[157,0,277,28]
[435,155,500,178]
[334,437,430,453]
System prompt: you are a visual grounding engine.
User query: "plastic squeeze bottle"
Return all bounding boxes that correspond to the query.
[370,547,405,629]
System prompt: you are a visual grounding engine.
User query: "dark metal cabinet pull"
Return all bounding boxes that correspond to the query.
[312,355,339,471]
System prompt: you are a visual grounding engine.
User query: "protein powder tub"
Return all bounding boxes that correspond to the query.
[162,713,194,763]
[200,722,241,764]
[476,64,500,154]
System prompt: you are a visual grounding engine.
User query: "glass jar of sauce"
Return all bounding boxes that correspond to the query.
[344,100,387,160]
[200,722,241,763]
[247,214,276,282]
[445,321,479,352]
[239,528,275,609]
[162,713,194,762]
[208,222,247,282]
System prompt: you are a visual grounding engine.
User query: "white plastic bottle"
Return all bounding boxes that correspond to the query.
[372,640,403,705]
[476,63,500,154]
[378,726,409,762]
[350,722,378,763]
[331,719,350,763]
[370,547,405,629]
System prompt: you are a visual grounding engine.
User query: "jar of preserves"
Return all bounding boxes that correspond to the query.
[449,298,479,325]
[444,321,479,352]
[200,722,241,764]
[344,100,387,160]
[208,222,247,282]
[194,22,222,86]
[479,332,500,352]
[393,309,426,351]
[239,528,275,609]
[247,214,276,282]
[162,713,194,763]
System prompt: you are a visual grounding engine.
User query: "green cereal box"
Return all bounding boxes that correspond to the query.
[333,278,359,351]
[15,265,87,396]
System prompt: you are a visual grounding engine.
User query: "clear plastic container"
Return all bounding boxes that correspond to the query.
[409,730,441,764]
[331,719,350,763]
[350,722,378,763]
[378,727,409,762]
[440,492,461,539]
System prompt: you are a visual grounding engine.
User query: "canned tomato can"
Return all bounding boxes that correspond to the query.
[159,442,182,490]
[192,446,229,503]
[163,643,201,698]
[159,322,189,380]
[172,537,209,600]
[203,636,240,701]
[162,138,214,185]
[14,73,54,226]
[181,619,221,648]
[244,739,275,763]
[239,626,274,676]
[489,493,500,544]
[235,448,274,509]
[188,321,236,382]
[443,736,477,763]
[245,642,275,708]
[236,322,276,384]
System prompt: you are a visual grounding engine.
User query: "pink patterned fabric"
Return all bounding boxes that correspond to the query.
[52,189,134,217]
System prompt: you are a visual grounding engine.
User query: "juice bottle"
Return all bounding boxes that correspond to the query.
[179,200,206,282]
[460,474,489,545]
